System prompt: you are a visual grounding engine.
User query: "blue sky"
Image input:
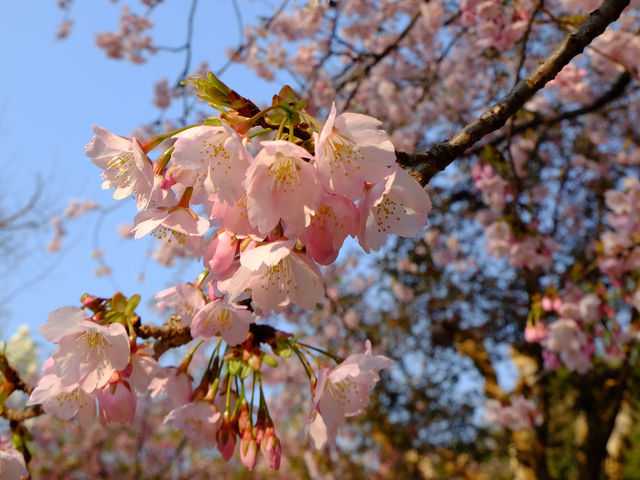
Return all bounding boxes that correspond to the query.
[0,1,280,343]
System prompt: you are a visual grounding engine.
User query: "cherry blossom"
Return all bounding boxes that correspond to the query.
[149,367,193,408]
[155,282,206,328]
[228,240,324,313]
[50,319,130,393]
[85,125,155,210]
[298,192,359,265]
[164,401,222,448]
[190,299,255,345]
[315,103,396,201]
[132,201,211,254]
[358,168,432,252]
[307,340,393,449]
[171,125,251,206]
[27,374,96,428]
[484,395,542,431]
[544,318,592,374]
[0,437,28,480]
[244,140,320,236]
[97,380,137,426]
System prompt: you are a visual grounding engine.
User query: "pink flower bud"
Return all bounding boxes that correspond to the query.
[541,296,553,312]
[97,381,136,426]
[237,402,250,432]
[552,298,563,312]
[239,429,258,471]
[217,419,237,462]
[524,320,547,343]
[260,426,281,470]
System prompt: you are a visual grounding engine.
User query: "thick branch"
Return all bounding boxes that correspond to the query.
[396,0,631,186]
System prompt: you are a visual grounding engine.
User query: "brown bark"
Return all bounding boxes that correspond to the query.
[576,362,630,480]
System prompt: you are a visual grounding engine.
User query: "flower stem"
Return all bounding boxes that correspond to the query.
[296,341,343,364]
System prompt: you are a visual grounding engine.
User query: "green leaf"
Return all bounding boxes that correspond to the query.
[125,294,140,316]
[278,85,297,104]
[111,292,127,312]
[104,311,124,324]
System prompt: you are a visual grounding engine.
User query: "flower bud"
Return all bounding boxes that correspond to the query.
[81,294,105,310]
[237,401,250,432]
[240,428,258,471]
[247,354,261,371]
[260,426,281,470]
[217,417,237,461]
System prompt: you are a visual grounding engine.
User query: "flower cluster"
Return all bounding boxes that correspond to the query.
[28,300,158,429]
[524,177,640,374]
[85,79,431,319]
[484,395,542,431]
[484,220,559,270]
[30,77,431,471]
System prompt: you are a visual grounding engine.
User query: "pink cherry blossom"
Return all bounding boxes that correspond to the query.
[217,417,237,460]
[307,340,393,449]
[544,318,592,374]
[51,320,130,392]
[260,426,281,470]
[358,168,432,252]
[190,299,254,346]
[171,125,251,206]
[149,367,193,408]
[155,282,206,327]
[164,401,222,448]
[39,306,91,343]
[210,193,263,239]
[85,125,155,210]
[0,437,28,480]
[298,193,359,265]
[579,294,601,324]
[132,203,210,254]
[244,140,320,236]
[549,63,593,104]
[27,373,96,428]
[524,320,548,343]
[239,428,258,471]
[228,240,324,313]
[315,103,396,201]
[484,395,542,431]
[128,346,160,394]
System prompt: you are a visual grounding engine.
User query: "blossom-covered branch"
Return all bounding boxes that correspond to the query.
[396,0,631,185]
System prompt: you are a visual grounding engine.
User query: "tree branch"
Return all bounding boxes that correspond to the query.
[134,316,192,360]
[473,70,632,153]
[396,0,631,186]
[134,316,291,359]
[2,405,43,422]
